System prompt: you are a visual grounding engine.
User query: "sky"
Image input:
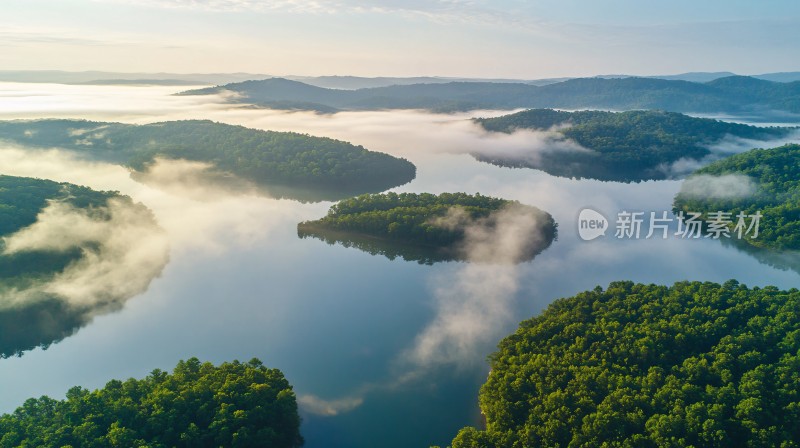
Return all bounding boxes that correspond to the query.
[2,0,800,78]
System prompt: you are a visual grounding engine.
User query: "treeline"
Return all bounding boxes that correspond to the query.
[674,143,800,250]
[446,281,800,447]
[0,358,303,448]
[474,109,794,182]
[0,119,416,200]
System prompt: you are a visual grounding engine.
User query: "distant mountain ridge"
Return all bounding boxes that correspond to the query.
[4,70,800,89]
[179,75,800,116]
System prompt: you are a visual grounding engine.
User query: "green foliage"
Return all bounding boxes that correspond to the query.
[474,109,793,182]
[0,358,303,448]
[297,192,557,263]
[673,144,800,250]
[449,281,800,448]
[0,119,416,200]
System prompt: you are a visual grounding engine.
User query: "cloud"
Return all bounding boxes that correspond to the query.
[405,203,551,367]
[657,130,800,178]
[297,394,365,416]
[1,198,169,309]
[130,157,258,200]
[704,130,800,154]
[678,173,757,200]
[89,0,550,33]
[656,155,717,179]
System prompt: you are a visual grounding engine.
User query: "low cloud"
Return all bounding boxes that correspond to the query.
[469,126,592,168]
[131,157,258,201]
[704,130,800,154]
[679,173,757,200]
[1,197,169,309]
[297,394,365,417]
[656,155,717,179]
[406,203,551,367]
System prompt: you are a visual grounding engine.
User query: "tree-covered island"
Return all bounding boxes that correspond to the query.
[298,192,557,264]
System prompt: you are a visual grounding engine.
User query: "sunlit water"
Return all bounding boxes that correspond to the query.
[0,83,799,448]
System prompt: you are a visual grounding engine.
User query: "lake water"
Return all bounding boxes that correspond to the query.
[0,83,799,448]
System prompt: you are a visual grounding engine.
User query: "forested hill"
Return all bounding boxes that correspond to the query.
[0,358,304,448]
[474,109,795,182]
[445,281,800,448]
[674,143,800,250]
[0,119,416,201]
[298,192,557,264]
[178,75,800,116]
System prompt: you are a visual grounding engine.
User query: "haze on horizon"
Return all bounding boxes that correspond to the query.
[2,0,799,79]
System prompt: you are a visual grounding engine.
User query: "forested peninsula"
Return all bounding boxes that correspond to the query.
[0,175,165,357]
[446,281,800,448]
[474,109,794,182]
[674,143,800,250]
[298,192,557,264]
[0,358,303,448]
[0,119,416,201]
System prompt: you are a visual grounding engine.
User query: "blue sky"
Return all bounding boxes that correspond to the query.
[2,0,799,78]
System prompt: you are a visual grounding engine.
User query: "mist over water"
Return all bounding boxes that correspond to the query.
[0,84,798,448]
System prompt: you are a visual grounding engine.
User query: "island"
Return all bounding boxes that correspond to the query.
[297,192,557,264]
[0,119,417,202]
[673,143,800,250]
[444,281,800,448]
[178,75,800,116]
[474,109,795,182]
[0,358,303,448]
[0,175,167,358]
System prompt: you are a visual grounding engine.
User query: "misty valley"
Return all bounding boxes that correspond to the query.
[1,76,800,448]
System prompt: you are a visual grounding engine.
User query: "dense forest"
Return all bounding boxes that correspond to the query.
[473,109,794,181]
[445,281,800,448]
[0,175,162,358]
[298,192,557,264]
[673,144,800,250]
[179,76,800,116]
[0,358,303,448]
[0,119,416,201]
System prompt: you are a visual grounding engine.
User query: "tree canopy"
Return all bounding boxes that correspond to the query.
[448,281,800,448]
[474,109,794,182]
[0,358,303,448]
[673,143,800,250]
[298,192,557,264]
[0,119,416,201]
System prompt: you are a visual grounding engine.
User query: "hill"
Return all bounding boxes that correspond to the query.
[179,75,800,116]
